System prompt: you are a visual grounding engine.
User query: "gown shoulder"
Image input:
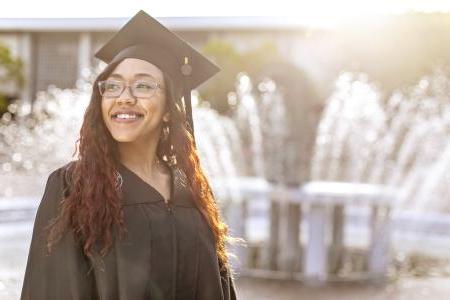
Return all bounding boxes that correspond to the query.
[20,163,97,300]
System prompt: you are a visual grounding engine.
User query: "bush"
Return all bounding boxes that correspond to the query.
[0,41,24,115]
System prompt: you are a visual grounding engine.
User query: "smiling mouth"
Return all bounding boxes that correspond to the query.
[111,113,144,123]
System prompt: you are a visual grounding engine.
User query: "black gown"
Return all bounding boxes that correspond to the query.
[20,161,237,300]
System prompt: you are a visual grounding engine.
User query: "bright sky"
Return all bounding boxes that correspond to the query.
[1,0,450,27]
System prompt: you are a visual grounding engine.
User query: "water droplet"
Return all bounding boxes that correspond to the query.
[2,163,12,172]
[12,153,22,162]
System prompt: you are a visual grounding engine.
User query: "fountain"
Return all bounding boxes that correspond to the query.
[312,70,450,212]
[1,65,450,297]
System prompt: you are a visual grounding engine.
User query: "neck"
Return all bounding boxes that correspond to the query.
[117,132,163,179]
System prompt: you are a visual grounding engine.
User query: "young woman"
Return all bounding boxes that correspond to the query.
[20,10,237,300]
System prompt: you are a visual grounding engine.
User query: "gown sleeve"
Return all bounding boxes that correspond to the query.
[20,166,97,300]
[220,259,238,300]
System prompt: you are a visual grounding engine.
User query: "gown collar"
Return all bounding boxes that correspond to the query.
[116,161,195,208]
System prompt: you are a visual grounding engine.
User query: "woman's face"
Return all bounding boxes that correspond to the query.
[101,58,169,143]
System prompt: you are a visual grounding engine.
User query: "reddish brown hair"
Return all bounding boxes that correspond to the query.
[45,59,231,271]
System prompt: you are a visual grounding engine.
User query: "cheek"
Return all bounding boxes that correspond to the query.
[144,98,166,116]
[158,95,168,116]
[101,100,111,124]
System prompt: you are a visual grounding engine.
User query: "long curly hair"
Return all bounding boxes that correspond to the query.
[45,59,231,271]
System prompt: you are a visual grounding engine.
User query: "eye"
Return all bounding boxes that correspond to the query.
[135,81,157,91]
[104,81,121,91]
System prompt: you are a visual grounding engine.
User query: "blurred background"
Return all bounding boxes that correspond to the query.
[1,1,450,299]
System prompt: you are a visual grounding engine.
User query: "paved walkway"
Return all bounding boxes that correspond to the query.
[235,276,450,300]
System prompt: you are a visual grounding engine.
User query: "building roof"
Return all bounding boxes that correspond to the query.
[0,16,310,32]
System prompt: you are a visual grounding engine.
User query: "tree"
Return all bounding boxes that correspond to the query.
[0,42,24,115]
[200,38,281,114]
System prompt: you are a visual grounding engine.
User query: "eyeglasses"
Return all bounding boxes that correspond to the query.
[97,79,165,99]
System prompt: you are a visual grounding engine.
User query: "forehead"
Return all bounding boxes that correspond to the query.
[109,58,164,81]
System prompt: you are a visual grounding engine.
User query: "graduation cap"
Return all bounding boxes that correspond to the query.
[94,10,221,146]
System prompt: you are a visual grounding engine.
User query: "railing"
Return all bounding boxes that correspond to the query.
[0,197,38,223]
[215,178,395,284]
[4,181,450,284]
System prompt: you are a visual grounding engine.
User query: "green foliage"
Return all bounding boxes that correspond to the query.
[333,12,450,93]
[0,41,24,114]
[199,39,281,114]
[0,43,24,87]
[0,94,7,112]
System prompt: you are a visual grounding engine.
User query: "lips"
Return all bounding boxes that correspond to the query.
[110,110,144,123]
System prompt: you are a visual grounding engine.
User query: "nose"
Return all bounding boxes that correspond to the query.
[116,85,137,105]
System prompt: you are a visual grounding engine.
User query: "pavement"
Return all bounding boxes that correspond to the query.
[235,276,450,300]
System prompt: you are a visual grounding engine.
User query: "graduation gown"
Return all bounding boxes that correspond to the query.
[20,161,237,300]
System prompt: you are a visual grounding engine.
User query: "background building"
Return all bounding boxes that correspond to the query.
[0,17,309,104]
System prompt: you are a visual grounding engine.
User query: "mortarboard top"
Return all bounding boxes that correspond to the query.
[94,10,221,145]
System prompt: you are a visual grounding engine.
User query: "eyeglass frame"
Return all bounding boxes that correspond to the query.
[97,78,165,99]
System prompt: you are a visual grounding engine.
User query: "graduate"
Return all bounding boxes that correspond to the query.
[20,10,237,300]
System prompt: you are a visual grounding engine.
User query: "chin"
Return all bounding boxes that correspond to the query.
[111,134,139,143]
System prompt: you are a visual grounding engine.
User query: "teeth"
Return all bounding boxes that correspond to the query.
[115,113,140,119]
